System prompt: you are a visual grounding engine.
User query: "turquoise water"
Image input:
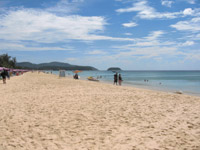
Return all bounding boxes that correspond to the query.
[51,70,200,96]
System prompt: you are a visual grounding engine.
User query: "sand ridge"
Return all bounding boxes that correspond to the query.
[0,72,200,150]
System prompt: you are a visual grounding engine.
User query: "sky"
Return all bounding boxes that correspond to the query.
[0,0,200,70]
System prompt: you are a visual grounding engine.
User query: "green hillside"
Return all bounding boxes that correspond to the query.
[16,62,98,71]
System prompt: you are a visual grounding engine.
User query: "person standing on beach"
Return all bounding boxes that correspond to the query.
[118,74,123,86]
[114,73,118,85]
[1,69,8,84]
[74,73,78,79]
[6,70,10,80]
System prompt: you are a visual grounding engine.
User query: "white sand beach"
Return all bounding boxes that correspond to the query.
[0,72,200,150]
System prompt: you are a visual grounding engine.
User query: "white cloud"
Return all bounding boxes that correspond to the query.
[72,0,84,2]
[109,30,184,61]
[186,0,196,4]
[145,30,165,40]
[161,0,174,7]
[116,46,178,58]
[178,0,196,4]
[124,33,132,36]
[0,41,73,51]
[0,9,105,41]
[110,41,200,65]
[184,8,200,18]
[116,0,182,19]
[109,29,200,63]
[113,30,174,49]
[171,17,200,31]
[113,40,175,49]
[184,8,200,17]
[87,50,107,55]
[0,8,136,46]
[122,22,138,27]
[183,33,200,41]
[45,0,84,14]
[180,41,195,46]
[183,8,194,15]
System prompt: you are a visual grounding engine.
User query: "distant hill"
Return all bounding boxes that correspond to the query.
[16,62,98,71]
[107,67,122,71]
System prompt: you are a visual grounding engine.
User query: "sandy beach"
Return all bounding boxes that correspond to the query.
[0,72,200,150]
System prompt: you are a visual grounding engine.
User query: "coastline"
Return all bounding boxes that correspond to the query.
[68,74,200,97]
[51,70,200,97]
[0,72,200,150]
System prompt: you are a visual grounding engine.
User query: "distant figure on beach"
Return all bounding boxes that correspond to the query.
[113,73,118,85]
[6,70,10,79]
[9,71,12,77]
[74,73,79,79]
[118,74,123,86]
[1,69,8,84]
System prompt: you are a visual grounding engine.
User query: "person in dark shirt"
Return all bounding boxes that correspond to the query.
[74,73,79,79]
[1,69,8,84]
[113,73,118,85]
[118,74,123,86]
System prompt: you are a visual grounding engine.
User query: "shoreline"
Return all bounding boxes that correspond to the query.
[50,70,200,97]
[62,74,200,98]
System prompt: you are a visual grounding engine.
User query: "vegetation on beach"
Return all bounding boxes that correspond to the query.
[0,54,17,68]
[0,53,98,70]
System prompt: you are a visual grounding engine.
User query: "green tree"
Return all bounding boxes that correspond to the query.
[0,54,17,68]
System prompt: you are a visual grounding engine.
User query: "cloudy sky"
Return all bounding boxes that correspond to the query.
[0,0,200,70]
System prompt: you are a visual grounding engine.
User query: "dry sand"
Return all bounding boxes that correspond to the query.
[0,72,200,150]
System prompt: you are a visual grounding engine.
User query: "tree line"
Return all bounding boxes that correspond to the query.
[0,54,17,68]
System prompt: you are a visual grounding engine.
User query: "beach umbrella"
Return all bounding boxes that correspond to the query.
[73,70,82,74]
[4,68,10,71]
[0,67,9,71]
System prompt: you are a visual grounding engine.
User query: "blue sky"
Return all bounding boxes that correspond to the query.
[0,0,200,70]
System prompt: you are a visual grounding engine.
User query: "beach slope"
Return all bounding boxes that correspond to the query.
[0,72,200,150]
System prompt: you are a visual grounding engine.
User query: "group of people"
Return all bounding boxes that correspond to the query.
[113,73,123,86]
[0,69,24,84]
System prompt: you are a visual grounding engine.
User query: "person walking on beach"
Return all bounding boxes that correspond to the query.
[1,69,8,84]
[114,73,118,85]
[118,74,123,86]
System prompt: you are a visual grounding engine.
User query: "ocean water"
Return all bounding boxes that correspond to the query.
[50,70,200,96]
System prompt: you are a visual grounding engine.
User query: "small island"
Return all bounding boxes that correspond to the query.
[107,67,122,71]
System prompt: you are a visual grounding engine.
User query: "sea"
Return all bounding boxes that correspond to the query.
[50,70,200,96]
